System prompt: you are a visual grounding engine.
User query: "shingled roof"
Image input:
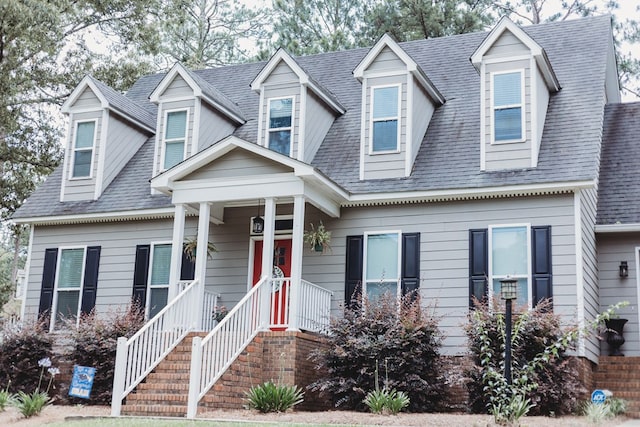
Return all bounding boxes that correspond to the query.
[14,15,617,220]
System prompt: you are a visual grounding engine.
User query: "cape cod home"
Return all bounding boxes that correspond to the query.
[12,15,640,417]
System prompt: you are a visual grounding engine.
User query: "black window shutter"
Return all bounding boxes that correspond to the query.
[80,246,101,315]
[532,226,552,307]
[344,235,363,307]
[180,245,195,281]
[469,229,488,308]
[38,248,59,322]
[132,245,151,307]
[401,232,420,298]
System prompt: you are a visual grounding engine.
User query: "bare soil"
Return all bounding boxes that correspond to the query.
[0,405,626,426]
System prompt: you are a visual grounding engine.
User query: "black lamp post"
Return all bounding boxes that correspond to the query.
[500,276,518,385]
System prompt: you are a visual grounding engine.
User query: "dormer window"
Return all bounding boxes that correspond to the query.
[71,120,96,178]
[268,97,294,156]
[492,71,525,143]
[371,86,400,153]
[163,110,188,169]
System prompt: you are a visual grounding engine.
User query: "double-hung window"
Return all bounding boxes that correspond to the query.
[268,97,293,156]
[148,243,172,317]
[163,110,188,169]
[490,225,530,307]
[363,231,401,299]
[72,121,96,178]
[371,85,400,153]
[54,248,86,327]
[492,71,524,142]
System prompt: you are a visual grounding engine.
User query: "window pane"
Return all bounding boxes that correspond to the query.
[493,278,528,307]
[75,122,95,149]
[58,248,84,289]
[149,288,168,318]
[492,226,527,276]
[73,150,92,177]
[56,290,80,325]
[495,107,522,141]
[366,281,397,300]
[494,72,521,106]
[150,244,172,286]
[269,98,292,129]
[366,233,399,281]
[373,120,398,151]
[164,141,184,169]
[269,130,291,155]
[166,111,187,139]
[373,87,398,118]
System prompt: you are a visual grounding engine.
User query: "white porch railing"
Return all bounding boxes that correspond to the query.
[111,279,202,416]
[298,279,333,332]
[187,276,268,419]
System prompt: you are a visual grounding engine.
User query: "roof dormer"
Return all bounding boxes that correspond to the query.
[150,63,245,176]
[251,49,345,163]
[471,17,561,171]
[353,34,444,180]
[59,76,155,202]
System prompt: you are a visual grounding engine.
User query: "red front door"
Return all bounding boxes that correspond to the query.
[252,239,292,329]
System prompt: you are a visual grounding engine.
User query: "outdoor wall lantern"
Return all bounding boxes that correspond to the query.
[619,261,629,278]
[252,199,264,234]
[500,276,518,385]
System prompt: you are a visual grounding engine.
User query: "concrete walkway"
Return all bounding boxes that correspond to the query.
[619,420,640,426]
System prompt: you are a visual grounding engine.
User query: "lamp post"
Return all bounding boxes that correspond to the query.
[500,276,518,385]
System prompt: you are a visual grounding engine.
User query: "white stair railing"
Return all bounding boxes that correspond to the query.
[201,290,220,331]
[298,279,333,332]
[186,277,268,419]
[111,279,201,416]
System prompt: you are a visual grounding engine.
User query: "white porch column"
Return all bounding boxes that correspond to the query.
[260,198,276,329]
[168,203,186,300]
[287,195,305,331]
[194,202,211,329]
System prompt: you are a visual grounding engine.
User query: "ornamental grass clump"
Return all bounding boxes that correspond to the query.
[244,381,304,413]
[0,384,12,411]
[13,357,59,418]
[363,363,410,415]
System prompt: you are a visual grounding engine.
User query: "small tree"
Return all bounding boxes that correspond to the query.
[310,293,445,412]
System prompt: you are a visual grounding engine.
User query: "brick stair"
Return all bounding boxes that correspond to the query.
[594,356,640,418]
[120,332,207,417]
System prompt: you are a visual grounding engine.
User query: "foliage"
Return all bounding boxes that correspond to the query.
[303,221,331,252]
[0,321,53,394]
[606,397,627,416]
[310,293,444,412]
[581,397,626,424]
[244,381,304,413]
[362,362,410,415]
[13,390,51,418]
[0,385,12,411]
[183,235,218,261]
[66,305,145,405]
[212,305,228,322]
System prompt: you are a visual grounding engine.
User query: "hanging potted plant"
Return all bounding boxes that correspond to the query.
[304,221,331,253]
[183,234,218,261]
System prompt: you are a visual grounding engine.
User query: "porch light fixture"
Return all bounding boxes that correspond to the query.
[619,261,629,278]
[500,276,518,386]
[252,199,264,234]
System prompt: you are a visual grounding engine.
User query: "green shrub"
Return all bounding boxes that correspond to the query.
[0,321,53,394]
[244,381,304,413]
[66,305,144,405]
[363,388,410,415]
[0,386,13,411]
[310,293,444,412]
[14,390,51,418]
[607,397,627,416]
[583,401,614,424]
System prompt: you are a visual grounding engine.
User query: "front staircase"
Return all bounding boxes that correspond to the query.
[594,356,640,418]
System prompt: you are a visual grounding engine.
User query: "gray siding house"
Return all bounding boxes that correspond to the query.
[12,15,639,416]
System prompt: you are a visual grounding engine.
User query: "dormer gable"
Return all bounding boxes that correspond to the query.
[59,76,154,202]
[471,17,561,171]
[353,34,444,180]
[150,63,245,177]
[251,49,345,164]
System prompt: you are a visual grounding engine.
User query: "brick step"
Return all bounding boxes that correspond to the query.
[153,363,191,373]
[165,353,192,362]
[121,405,187,418]
[135,382,189,392]
[145,373,190,382]
[125,392,188,403]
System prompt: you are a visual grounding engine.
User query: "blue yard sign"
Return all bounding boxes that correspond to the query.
[591,389,607,404]
[69,365,96,399]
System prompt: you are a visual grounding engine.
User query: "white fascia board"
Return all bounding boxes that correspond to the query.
[12,207,176,226]
[62,76,109,113]
[304,183,341,218]
[304,81,347,115]
[107,105,156,134]
[354,34,414,80]
[595,223,640,233]
[344,180,595,206]
[410,69,445,106]
[199,94,246,125]
[251,49,306,91]
[149,63,197,104]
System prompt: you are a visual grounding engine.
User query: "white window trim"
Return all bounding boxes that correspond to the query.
[147,241,173,318]
[50,246,87,331]
[266,96,295,157]
[160,108,189,171]
[369,84,402,155]
[69,119,97,180]
[488,223,532,308]
[362,230,402,299]
[490,69,526,145]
